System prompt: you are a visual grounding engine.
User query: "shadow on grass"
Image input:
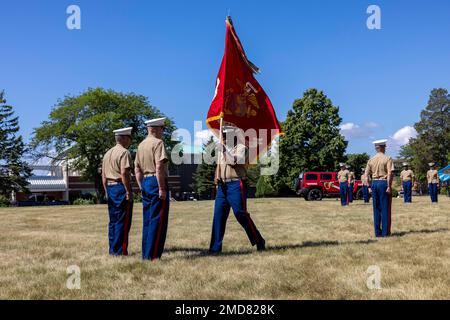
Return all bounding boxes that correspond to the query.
[164,238,378,260]
[390,228,449,237]
[135,229,449,261]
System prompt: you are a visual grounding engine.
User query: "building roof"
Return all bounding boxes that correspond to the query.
[27,177,67,192]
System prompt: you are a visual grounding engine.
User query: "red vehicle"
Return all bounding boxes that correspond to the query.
[294,171,364,201]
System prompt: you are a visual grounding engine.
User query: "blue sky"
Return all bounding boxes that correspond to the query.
[1,0,449,156]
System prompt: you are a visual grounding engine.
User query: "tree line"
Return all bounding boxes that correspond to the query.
[194,88,449,198]
[0,91,31,206]
[0,87,448,205]
[399,88,449,183]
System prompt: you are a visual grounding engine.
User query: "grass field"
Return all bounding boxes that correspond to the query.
[0,196,449,300]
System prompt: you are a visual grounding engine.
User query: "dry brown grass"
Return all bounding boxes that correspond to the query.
[0,196,449,300]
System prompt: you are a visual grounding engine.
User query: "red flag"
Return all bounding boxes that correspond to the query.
[206,16,282,162]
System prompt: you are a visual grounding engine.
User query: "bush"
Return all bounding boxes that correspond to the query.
[440,185,449,196]
[391,188,399,198]
[73,198,95,205]
[256,176,277,198]
[0,194,10,207]
[134,192,142,203]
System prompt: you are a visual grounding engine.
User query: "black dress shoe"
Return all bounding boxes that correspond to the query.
[257,240,266,251]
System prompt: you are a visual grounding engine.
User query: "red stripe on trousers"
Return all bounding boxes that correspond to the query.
[122,200,131,255]
[346,183,349,205]
[239,180,259,242]
[152,199,166,261]
[387,193,392,235]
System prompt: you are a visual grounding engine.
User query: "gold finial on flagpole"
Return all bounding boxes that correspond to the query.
[226,10,232,24]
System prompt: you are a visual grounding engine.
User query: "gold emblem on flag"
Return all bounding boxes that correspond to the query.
[224,78,260,118]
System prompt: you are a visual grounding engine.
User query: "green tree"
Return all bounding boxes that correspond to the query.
[31,88,175,202]
[246,164,261,188]
[405,88,449,181]
[255,175,277,198]
[0,91,31,200]
[270,89,347,193]
[192,137,216,199]
[398,143,414,163]
[345,153,370,179]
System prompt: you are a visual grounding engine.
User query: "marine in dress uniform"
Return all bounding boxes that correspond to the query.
[209,126,266,253]
[135,117,170,261]
[400,162,414,203]
[347,166,355,203]
[337,163,350,206]
[364,139,394,237]
[102,127,134,256]
[427,162,440,203]
[361,168,370,203]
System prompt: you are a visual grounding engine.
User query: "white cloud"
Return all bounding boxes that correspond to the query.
[339,122,370,139]
[390,126,417,146]
[340,122,358,131]
[340,121,417,156]
[365,121,380,128]
[387,126,417,155]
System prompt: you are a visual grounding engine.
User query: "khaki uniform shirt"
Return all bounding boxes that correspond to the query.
[349,171,355,183]
[365,153,394,180]
[102,144,132,181]
[361,174,368,184]
[400,169,414,181]
[216,144,247,180]
[135,136,169,176]
[427,169,439,184]
[337,169,350,183]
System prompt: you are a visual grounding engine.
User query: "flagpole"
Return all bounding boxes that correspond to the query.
[214,16,228,186]
[219,116,224,145]
[216,116,224,184]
